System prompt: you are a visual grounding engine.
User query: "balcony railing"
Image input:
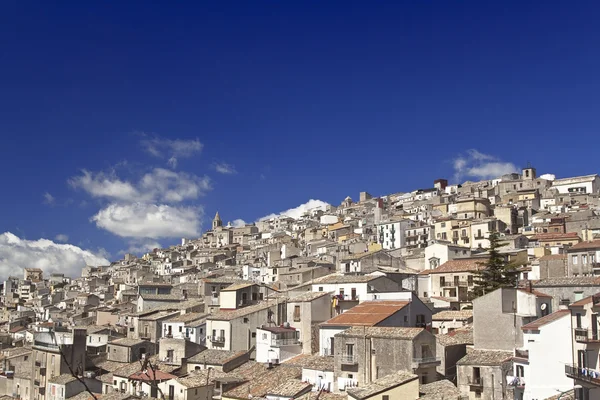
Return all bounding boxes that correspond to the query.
[271,337,300,346]
[210,335,225,343]
[514,349,529,359]
[574,328,600,343]
[565,364,600,386]
[468,376,483,387]
[338,377,358,391]
[441,281,468,287]
[323,347,334,356]
[413,356,441,366]
[340,354,357,364]
[35,360,46,368]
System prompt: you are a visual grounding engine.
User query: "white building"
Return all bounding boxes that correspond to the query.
[551,174,600,195]
[518,309,573,400]
[376,219,409,250]
[161,313,207,345]
[255,324,301,364]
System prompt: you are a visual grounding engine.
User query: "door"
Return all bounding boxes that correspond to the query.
[330,337,335,355]
[351,288,357,300]
[454,276,459,286]
[168,385,174,400]
[593,314,598,339]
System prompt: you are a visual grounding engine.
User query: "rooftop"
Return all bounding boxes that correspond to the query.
[311,273,380,284]
[522,309,570,331]
[530,232,580,241]
[321,301,409,327]
[140,294,182,301]
[568,240,600,251]
[419,258,487,275]
[432,310,473,321]
[284,354,334,371]
[48,373,78,385]
[436,327,473,347]
[222,364,302,399]
[175,369,228,388]
[457,349,513,366]
[288,291,331,303]
[419,379,462,400]
[208,301,282,321]
[165,312,208,324]
[347,370,418,399]
[188,349,247,365]
[336,326,424,340]
[109,338,148,347]
[221,282,256,292]
[266,379,312,397]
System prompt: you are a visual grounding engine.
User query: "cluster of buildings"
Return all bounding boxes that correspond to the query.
[2,167,600,399]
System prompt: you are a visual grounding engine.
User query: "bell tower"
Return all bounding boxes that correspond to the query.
[212,211,223,230]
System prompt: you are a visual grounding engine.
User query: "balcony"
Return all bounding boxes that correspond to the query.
[35,360,46,368]
[34,379,40,387]
[340,354,358,365]
[514,349,529,360]
[565,364,600,386]
[338,377,358,391]
[337,294,359,302]
[412,357,441,367]
[574,328,600,343]
[210,335,225,343]
[468,376,483,389]
[323,347,334,357]
[271,337,300,347]
[441,281,468,287]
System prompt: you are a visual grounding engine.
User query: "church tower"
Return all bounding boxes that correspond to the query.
[212,211,223,230]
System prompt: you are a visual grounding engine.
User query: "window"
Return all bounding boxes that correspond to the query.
[243,317,249,323]
[293,305,301,322]
[262,333,267,340]
[576,313,582,329]
[403,315,408,323]
[583,255,588,265]
[251,332,256,338]
[441,222,446,228]
[318,287,323,292]
[516,365,525,377]
[383,396,390,400]
[573,255,578,265]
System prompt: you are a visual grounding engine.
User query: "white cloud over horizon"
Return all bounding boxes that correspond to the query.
[0,232,109,281]
[69,168,211,204]
[139,134,203,168]
[540,173,555,181]
[213,162,237,175]
[453,149,518,182]
[260,199,329,221]
[91,203,203,239]
[231,219,247,228]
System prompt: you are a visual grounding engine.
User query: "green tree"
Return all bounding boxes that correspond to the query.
[471,231,519,299]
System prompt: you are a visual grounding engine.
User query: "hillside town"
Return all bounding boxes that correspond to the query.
[3,166,600,400]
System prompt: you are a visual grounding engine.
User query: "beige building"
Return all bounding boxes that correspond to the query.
[419,257,488,304]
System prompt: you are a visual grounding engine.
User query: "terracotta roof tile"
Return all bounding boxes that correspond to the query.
[568,240,600,251]
[530,232,580,241]
[522,309,570,331]
[433,310,473,321]
[422,258,488,275]
[347,371,418,399]
[320,301,409,327]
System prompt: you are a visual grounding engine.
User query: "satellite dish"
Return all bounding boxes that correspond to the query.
[540,303,547,310]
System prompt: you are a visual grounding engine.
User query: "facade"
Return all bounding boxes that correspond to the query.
[456,350,513,400]
[567,240,600,276]
[255,325,301,364]
[376,219,409,250]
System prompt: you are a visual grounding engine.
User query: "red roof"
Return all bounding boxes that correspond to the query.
[521,310,570,331]
[321,301,409,327]
[9,326,26,333]
[420,258,487,275]
[530,232,580,241]
[568,240,600,251]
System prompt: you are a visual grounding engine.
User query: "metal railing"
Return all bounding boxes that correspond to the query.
[413,356,440,365]
[339,354,357,364]
[574,328,600,342]
[210,335,225,343]
[565,364,600,386]
[271,337,300,346]
[468,376,483,386]
[323,347,334,356]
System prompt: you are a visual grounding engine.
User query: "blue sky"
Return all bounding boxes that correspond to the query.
[1,1,599,278]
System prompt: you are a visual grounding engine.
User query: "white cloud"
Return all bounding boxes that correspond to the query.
[0,232,109,281]
[139,134,203,168]
[213,162,237,175]
[453,149,517,182]
[540,173,555,181]
[69,168,211,203]
[260,199,329,220]
[91,203,203,239]
[138,168,211,203]
[54,234,69,242]
[231,219,247,228]
[68,170,140,202]
[43,192,55,205]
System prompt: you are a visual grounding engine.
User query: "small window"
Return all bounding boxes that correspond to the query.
[318,287,323,292]
[262,333,267,340]
[252,332,256,338]
[243,317,249,323]
[383,396,390,400]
